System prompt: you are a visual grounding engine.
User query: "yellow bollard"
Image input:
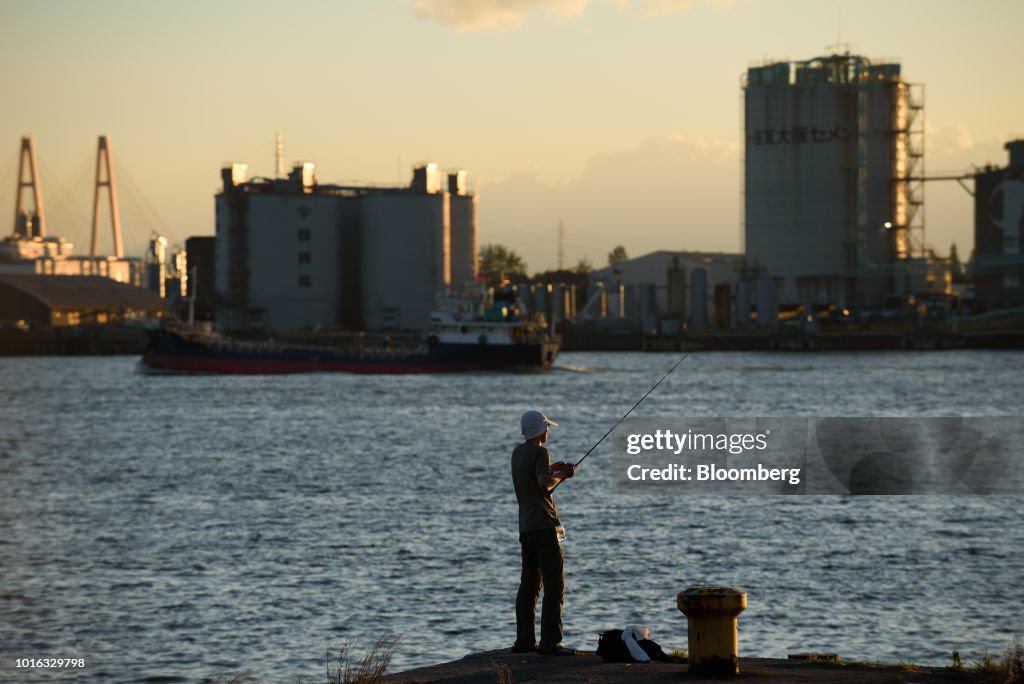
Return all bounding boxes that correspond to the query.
[677,585,747,676]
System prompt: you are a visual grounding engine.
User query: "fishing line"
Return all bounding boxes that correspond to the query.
[551,328,744,490]
[551,352,690,491]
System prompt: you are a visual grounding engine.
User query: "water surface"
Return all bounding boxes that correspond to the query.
[1,351,1022,681]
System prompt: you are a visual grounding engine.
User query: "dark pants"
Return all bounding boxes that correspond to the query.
[515,527,564,650]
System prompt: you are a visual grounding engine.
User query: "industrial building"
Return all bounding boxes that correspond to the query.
[973,140,1024,311]
[0,249,141,283]
[588,250,746,331]
[144,235,188,300]
[744,51,925,309]
[0,273,163,327]
[215,161,478,333]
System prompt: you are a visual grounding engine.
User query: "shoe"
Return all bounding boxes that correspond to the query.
[538,646,576,656]
[510,643,537,653]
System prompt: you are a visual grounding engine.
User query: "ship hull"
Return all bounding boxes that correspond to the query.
[140,329,558,375]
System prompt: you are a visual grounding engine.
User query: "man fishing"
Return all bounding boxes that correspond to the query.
[511,410,576,656]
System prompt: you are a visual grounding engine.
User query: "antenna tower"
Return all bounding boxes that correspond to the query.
[558,219,565,270]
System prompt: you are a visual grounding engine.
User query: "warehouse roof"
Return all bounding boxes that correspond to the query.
[0,273,164,311]
[590,250,746,282]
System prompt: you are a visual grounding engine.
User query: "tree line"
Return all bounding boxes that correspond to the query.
[478,243,629,286]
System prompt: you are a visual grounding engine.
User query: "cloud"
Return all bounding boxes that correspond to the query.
[926,121,976,155]
[413,0,731,31]
[923,121,1009,173]
[413,0,589,31]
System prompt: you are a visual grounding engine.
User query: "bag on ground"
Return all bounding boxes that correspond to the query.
[595,625,673,663]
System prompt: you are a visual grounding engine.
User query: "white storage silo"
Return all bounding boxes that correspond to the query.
[361,192,450,331]
[744,53,912,309]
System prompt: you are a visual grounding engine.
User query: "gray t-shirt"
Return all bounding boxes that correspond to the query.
[511,442,560,532]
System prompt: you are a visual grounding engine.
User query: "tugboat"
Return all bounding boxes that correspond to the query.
[140,289,559,375]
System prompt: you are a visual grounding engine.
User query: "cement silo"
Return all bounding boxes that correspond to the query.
[744,52,921,309]
[214,164,345,333]
[448,171,478,291]
[361,192,450,330]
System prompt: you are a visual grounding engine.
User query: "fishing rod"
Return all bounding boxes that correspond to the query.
[551,353,690,491]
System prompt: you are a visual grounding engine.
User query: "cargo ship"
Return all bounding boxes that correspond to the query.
[140,296,560,375]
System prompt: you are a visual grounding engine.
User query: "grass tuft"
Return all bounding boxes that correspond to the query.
[210,634,399,684]
[326,634,400,684]
[488,659,514,684]
[966,637,1023,682]
[973,650,1002,675]
[1004,636,1022,684]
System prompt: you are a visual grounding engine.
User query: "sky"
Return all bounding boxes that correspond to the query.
[1,0,1021,273]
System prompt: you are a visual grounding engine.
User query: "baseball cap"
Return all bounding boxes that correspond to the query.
[521,410,558,439]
